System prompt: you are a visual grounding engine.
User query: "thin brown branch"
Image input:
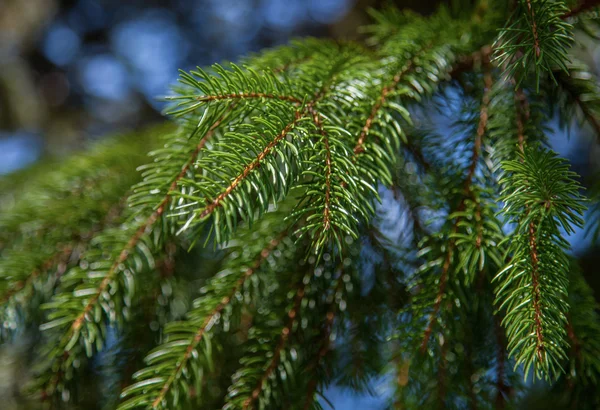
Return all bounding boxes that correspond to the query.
[352,60,416,155]
[525,0,541,58]
[199,109,304,219]
[196,92,302,105]
[513,88,546,363]
[151,234,284,408]
[309,106,332,232]
[528,221,545,363]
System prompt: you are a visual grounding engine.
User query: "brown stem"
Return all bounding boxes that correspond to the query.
[308,106,332,232]
[525,0,542,58]
[352,60,416,155]
[513,88,546,363]
[528,221,545,363]
[196,92,302,105]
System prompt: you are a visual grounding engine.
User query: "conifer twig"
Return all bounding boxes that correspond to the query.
[513,88,546,362]
[191,92,302,105]
[41,110,230,399]
[352,47,428,155]
[199,110,304,219]
[309,107,332,232]
[71,113,228,333]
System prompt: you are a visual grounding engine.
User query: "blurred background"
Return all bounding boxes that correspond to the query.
[0,0,444,175]
[2,0,600,409]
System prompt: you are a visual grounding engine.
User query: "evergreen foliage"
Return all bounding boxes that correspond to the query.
[2,1,600,409]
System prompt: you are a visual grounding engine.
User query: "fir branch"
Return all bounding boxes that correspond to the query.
[0,128,165,338]
[223,263,314,410]
[73,112,227,334]
[290,53,374,254]
[34,116,228,399]
[309,108,333,234]
[495,146,586,380]
[493,0,573,89]
[352,58,417,156]
[525,0,542,59]
[173,51,355,244]
[5,5,600,409]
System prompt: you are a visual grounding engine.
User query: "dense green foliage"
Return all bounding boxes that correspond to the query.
[2,1,600,409]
